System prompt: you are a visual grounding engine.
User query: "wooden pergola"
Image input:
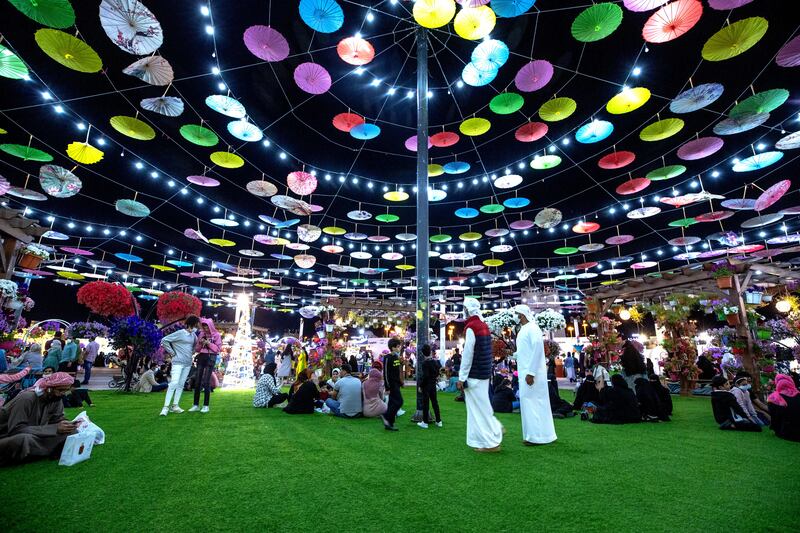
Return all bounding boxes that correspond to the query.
[0,208,49,280]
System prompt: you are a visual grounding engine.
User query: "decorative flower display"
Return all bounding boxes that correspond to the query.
[156,290,202,324]
[0,280,19,298]
[68,321,110,339]
[77,281,136,318]
[21,243,50,260]
[535,308,566,332]
[485,308,517,335]
[109,315,163,358]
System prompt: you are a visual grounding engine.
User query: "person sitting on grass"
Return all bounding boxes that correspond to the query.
[490,375,518,413]
[572,375,600,412]
[324,364,362,418]
[710,376,761,432]
[548,377,575,419]
[362,361,386,418]
[634,376,670,422]
[767,374,800,442]
[0,372,77,466]
[11,343,43,370]
[731,372,767,426]
[283,368,320,415]
[62,379,94,408]
[591,374,641,425]
[649,374,673,417]
[326,368,340,389]
[134,363,169,394]
[254,362,289,408]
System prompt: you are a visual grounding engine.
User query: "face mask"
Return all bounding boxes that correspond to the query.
[739,384,751,391]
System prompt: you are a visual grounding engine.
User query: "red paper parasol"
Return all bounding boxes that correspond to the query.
[572,221,600,233]
[430,131,459,147]
[244,25,290,62]
[616,177,651,195]
[186,175,220,187]
[337,36,375,65]
[777,35,800,67]
[598,150,635,169]
[642,0,703,43]
[514,60,553,92]
[755,179,791,211]
[695,210,734,222]
[515,122,548,142]
[294,62,331,94]
[575,261,599,269]
[332,112,364,132]
[677,136,723,160]
[287,171,318,196]
[606,235,634,245]
[660,195,698,207]
[668,236,700,246]
[727,244,764,253]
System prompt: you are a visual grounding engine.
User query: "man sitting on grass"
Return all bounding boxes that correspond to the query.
[325,364,362,418]
[710,375,761,432]
[62,379,94,408]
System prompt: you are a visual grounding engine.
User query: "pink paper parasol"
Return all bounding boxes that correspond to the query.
[509,220,534,230]
[515,122,548,142]
[404,135,433,152]
[695,210,734,222]
[605,235,634,245]
[616,177,651,195]
[776,35,800,67]
[677,136,723,160]
[572,221,600,233]
[184,228,208,242]
[727,244,763,254]
[244,25,290,62]
[333,112,364,132]
[60,247,94,256]
[336,36,375,66]
[598,150,635,169]
[294,62,331,95]
[642,0,703,43]
[430,131,459,147]
[624,0,669,12]
[668,236,700,246]
[755,180,791,211]
[514,60,553,92]
[187,175,220,187]
[287,171,318,196]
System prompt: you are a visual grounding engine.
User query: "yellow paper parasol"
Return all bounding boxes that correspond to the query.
[66,141,104,164]
[459,117,491,136]
[701,17,768,62]
[538,97,577,122]
[428,164,444,177]
[209,238,236,247]
[384,190,410,202]
[606,87,651,114]
[396,264,415,271]
[109,115,156,141]
[454,6,496,40]
[483,258,504,267]
[413,0,456,29]
[35,29,102,73]
[210,151,244,168]
[322,226,347,235]
[639,118,685,141]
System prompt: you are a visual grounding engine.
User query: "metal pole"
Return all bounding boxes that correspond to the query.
[414,27,430,421]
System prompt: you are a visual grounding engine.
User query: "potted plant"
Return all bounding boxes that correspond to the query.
[744,289,764,305]
[724,306,740,326]
[17,243,50,269]
[711,263,734,289]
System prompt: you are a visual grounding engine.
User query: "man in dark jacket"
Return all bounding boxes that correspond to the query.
[710,376,761,432]
[417,344,442,428]
[381,338,404,431]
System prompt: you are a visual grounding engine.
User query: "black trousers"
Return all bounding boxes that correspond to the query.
[720,419,762,432]
[268,392,288,407]
[193,354,215,407]
[421,385,441,423]
[384,386,403,426]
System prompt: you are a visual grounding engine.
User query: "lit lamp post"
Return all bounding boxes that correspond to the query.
[582,321,588,337]
[567,325,574,338]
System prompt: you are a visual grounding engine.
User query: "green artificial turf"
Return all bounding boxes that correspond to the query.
[1,390,798,532]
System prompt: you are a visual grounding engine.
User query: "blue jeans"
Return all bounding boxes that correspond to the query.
[82,361,93,384]
[324,398,361,418]
[512,400,520,410]
[151,383,168,392]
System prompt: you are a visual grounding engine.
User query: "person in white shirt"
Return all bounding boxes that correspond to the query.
[513,305,557,446]
[159,315,200,416]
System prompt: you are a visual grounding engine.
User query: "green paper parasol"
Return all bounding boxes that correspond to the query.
[554,246,579,255]
[375,213,399,223]
[179,124,219,147]
[0,45,29,80]
[646,164,686,180]
[571,3,623,43]
[430,234,451,243]
[701,17,768,62]
[480,203,505,214]
[538,97,576,122]
[0,143,53,162]
[34,29,101,73]
[729,89,789,118]
[489,92,524,114]
[9,0,75,28]
[640,118,684,141]
[668,217,697,228]
[530,155,562,169]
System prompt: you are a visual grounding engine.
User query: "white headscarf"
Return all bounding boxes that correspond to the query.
[513,304,534,324]
[463,297,483,319]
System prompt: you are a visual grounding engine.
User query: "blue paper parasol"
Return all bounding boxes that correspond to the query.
[713,112,769,135]
[732,151,784,172]
[669,83,724,113]
[503,197,530,208]
[455,207,479,219]
[444,161,471,174]
[575,120,614,143]
[491,0,537,17]
[299,0,344,33]
[471,39,509,71]
[462,62,497,87]
[350,123,381,140]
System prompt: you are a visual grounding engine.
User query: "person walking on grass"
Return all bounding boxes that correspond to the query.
[417,344,442,429]
[159,315,199,417]
[188,318,221,414]
[381,338,404,431]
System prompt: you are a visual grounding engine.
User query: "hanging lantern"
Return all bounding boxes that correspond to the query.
[775,299,792,313]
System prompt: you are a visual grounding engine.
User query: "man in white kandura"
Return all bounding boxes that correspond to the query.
[457,297,504,452]
[514,305,557,446]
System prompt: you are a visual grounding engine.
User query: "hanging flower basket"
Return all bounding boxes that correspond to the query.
[18,253,43,269]
[756,328,772,340]
[762,294,773,303]
[716,276,733,289]
[744,292,763,305]
[325,323,334,333]
[726,313,740,326]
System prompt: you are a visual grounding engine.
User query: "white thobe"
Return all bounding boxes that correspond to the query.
[515,321,557,444]
[459,328,503,449]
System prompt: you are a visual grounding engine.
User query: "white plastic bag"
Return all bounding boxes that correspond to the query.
[58,432,94,466]
[72,410,105,445]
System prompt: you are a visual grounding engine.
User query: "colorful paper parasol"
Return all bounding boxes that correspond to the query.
[333,112,364,132]
[428,164,444,177]
[530,155,561,169]
[8,187,47,201]
[606,87,650,114]
[639,118,684,141]
[299,0,344,33]
[115,252,142,262]
[39,164,81,198]
[0,175,10,196]
[210,151,244,168]
[287,171,318,196]
[110,115,156,140]
[534,208,562,228]
[0,45,29,80]
[713,112,769,135]
[350,123,381,140]
[514,59,553,92]
[721,198,756,210]
[227,120,263,142]
[776,131,800,150]
[454,5,496,40]
[413,0,456,28]
[99,0,163,55]
[297,224,322,242]
[179,124,218,146]
[571,3,623,42]
[140,96,184,116]
[515,121,548,142]
[122,55,172,85]
[627,206,661,219]
[606,235,635,245]
[677,136,723,160]
[244,25,290,62]
[708,0,753,9]
[489,92,524,114]
[575,120,614,143]
[670,82,724,113]
[471,39,509,71]
[573,221,600,234]
[729,89,789,118]
[272,195,312,216]
[462,62,497,86]
[66,142,103,164]
[598,150,635,169]
[431,131,459,147]
[539,97,577,121]
[701,17,768,62]
[455,207,479,218]
[205,95,246,118]
[8,0,75,28]
[294,254,317,269]
[491,0,536,17]
[404,135,432,152]
[740,213,783,228]
[695,211,733,222]
[616,177,651,195]
[376,213,400,222]
[1,143,53,162]
[494,174,522,189]
[115,198,150,217]
[35,29,102,73]
[337,36,375,65]
[623,0,669,12]
[459,117,491,136]
[186,175,219,187]
[776,35,800,67]
[732,151,783,172]
[642,0,703,43]
[755,179,791,211]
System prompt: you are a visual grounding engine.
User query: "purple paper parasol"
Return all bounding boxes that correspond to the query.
[708,0,753,9]
[244,25,289,62]
[777,35,800,67]
[404,135,433,152]
[514,60,553,92]
[677,136,723,160]
[186,175,220,187]
[294,62,332,95]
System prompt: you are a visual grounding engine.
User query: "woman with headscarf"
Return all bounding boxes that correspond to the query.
[696,354,716,381]
[42,340,62,372]
[768,374,800,441]
[362,361,387,418]
[490,375,517,413]
[572,375,600,412]
[189,317,221,413]
[253,362,288,408]
[649,374,673,417]
[277,344,292,384]
[620,341,648,389]
[283,368,319,415]
[591,374,641,424]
